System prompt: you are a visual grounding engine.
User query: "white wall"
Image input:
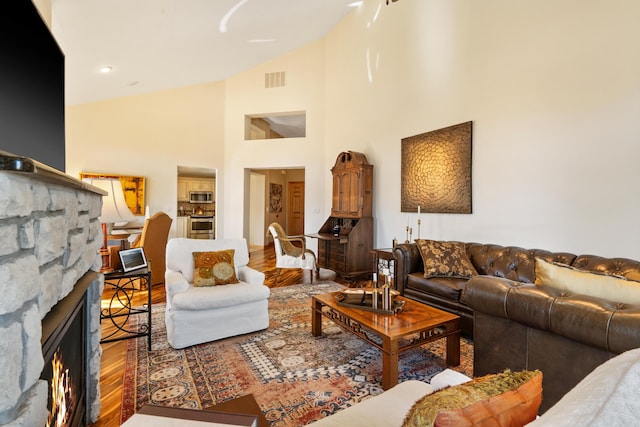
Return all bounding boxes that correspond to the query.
[65,81,226,238]
[223,39,328,251]
[323,0,640,258]
[65,0,640,259]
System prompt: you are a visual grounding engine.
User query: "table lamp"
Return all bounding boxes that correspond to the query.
[83,178,136,272]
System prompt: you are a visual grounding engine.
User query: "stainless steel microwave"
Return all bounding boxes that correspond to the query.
[189,191,213,203]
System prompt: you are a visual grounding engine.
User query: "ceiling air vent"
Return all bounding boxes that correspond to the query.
[265,71,285,88]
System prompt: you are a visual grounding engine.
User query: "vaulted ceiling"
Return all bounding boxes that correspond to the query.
[51,0,360,105]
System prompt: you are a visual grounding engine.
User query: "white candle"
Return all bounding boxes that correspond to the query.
[418,205,421,215]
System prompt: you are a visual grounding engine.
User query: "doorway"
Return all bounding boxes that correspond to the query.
[247,168,305,247]
[176,166,217,239]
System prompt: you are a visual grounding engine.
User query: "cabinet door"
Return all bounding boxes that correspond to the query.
[190,180,203,191]
[331,170,362,217]
[331,173,342,215]
[188,179,215,192]
[331,171,353,216]
[177,180,189,201]
[176,217,188,238]
[346,169,361,215]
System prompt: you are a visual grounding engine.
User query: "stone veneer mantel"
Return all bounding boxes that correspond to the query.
[0,150,106,426]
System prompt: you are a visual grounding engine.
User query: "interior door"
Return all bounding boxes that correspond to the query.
[287,181,305,235]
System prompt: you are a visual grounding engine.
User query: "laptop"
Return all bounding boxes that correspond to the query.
[118,247,148,273]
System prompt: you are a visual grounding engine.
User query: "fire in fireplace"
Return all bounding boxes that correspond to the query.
[41,277,89,427]
[46,349,77,427]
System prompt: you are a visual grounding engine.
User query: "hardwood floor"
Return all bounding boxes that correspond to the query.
[89,244,369,426]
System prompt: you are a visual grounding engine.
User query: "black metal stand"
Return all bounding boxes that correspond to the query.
[100,267,152,349]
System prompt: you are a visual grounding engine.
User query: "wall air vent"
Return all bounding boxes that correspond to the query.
[265,71,286,88]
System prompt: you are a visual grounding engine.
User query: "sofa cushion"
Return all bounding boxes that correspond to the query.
[415,239,478,279]
[407,274,468,302]
[534,257,640,305]
[193,250,239,286]
[171,282,270,310]
[402,369,542,427]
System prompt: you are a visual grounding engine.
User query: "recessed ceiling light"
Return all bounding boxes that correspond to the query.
[99,66,113,73]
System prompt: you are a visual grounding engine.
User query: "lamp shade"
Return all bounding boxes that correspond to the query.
[83,178,136,223]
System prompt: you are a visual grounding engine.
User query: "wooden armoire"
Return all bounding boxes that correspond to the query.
[312,151,373,278]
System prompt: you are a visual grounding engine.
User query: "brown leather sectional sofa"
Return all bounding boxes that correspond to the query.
[393,241,640,412]
[394,242,579,336]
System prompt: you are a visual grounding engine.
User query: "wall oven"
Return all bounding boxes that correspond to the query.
[188,215,214,239]
[190,191,213,204]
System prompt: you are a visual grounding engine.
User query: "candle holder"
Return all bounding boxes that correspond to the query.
[405,226,410,243]
[409,227,413,242]
[417,218,421,240]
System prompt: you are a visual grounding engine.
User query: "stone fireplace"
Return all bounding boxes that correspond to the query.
[0,153,105,426]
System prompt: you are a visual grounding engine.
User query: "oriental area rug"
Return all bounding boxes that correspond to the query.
[120,282,474,426]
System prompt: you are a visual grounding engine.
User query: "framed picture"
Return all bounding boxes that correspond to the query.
[80,172,145,216]
[401,121,472,214]
[270,183,283,212]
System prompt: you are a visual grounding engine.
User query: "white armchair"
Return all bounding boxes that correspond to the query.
[164,238,270,349]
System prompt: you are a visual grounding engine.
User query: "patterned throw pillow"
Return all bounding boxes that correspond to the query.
[415,239,478,279]
[403,370,543,427]
[193,250,238,286]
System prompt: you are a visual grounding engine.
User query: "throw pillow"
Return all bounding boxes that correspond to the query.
[415,239,478,279]
[403,370,543,427]
[534,257,640,305]
[193,250,238,287]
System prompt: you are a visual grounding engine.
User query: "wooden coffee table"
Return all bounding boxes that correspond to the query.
[312,292,460,390]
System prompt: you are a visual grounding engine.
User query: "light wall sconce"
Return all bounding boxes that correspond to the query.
[401,121,473,214]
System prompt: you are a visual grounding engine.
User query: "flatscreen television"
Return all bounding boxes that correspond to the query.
[0,1,66,172]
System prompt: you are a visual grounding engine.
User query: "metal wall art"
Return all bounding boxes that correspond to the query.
[401,121,472,214]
